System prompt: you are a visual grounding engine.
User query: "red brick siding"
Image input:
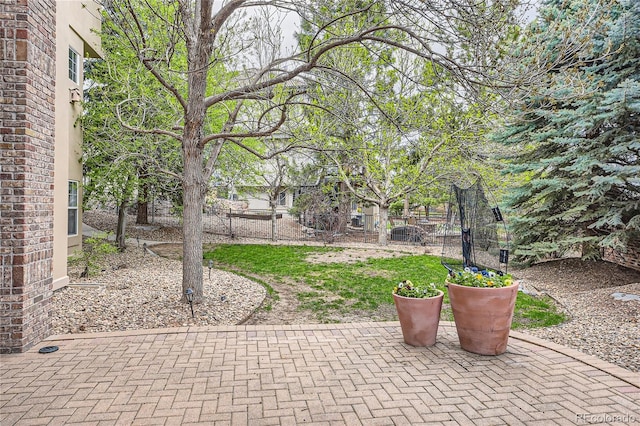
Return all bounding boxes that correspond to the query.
[1,0,56,353]
[604,240,640,272]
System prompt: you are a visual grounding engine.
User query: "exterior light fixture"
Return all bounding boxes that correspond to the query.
[70,87,81,103]
[185,287,194,318]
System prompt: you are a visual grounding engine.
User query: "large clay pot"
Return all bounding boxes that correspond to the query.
[393,290,444,347]
[447,281,519,355]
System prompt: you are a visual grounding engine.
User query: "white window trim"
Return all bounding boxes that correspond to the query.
[68,180,79,236]
[278,191,286,206]
[69,47,79,84]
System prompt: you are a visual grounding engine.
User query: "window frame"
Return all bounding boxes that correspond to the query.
[68,181,79,236]
[278,191,286,206]
[68,47,79,84]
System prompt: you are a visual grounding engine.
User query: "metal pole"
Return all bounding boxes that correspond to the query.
[185,288,195,318]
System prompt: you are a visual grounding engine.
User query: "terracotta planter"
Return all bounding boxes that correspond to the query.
[446,280,519,355]
[393,290,444,347]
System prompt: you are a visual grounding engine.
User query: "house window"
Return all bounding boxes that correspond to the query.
[278,191,286,206]
[68,181,78,236]
[68,47,79,83]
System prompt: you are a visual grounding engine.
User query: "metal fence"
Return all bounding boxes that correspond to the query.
[195,208,449,247]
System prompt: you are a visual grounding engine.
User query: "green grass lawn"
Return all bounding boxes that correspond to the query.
[204,244,565,328]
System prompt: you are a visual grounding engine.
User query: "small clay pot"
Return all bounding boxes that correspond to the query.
[393,290,444,347]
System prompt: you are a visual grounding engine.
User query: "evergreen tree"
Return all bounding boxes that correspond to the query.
[498,0,640,263]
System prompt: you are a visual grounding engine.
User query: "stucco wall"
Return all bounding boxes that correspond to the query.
[51,1,102,290]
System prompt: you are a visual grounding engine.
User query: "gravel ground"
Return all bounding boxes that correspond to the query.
[53,210,640,373]
[513,259,640,373]
[54,247,266,333]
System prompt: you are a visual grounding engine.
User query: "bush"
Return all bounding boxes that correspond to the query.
[69,233,118,277]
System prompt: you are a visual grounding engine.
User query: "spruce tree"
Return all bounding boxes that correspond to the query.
[498,0,640,263]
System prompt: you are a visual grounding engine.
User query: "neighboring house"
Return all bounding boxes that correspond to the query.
[230,173,362,223]
[223,146,306,214]
[52,1,102,290]
[0,1,101,353]
[235,186,294,213]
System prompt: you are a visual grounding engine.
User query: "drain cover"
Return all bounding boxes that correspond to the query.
[38,346,59,354]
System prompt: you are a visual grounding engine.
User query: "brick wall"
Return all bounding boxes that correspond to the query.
[1,0,56,353]
[604,239,640,272]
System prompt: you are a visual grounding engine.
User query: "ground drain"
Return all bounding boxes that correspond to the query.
[38,346,59,354]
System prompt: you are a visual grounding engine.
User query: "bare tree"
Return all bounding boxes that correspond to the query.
[238,136,293,242]
[102,0,552,300]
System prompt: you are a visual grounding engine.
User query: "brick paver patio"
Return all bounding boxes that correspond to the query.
[1,322,638,425]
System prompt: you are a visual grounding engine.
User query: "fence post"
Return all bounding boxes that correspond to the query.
[229,208,232,238]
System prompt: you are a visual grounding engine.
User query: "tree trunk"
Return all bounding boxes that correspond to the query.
[403,195,410,217]
[136,200,148,225]
[180,13,213,301]
[182,143,205,300]
[136,180,149,224]
[337,181,349,233]
[270,200,277,242]
[581,227,603,260]
[181,71,207,301]
[378,205,389,245]
[116,200,127,251]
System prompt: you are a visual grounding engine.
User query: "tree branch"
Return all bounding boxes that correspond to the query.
[116,99,184,142]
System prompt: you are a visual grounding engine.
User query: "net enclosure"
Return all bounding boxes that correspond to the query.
[441,181,510,276]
